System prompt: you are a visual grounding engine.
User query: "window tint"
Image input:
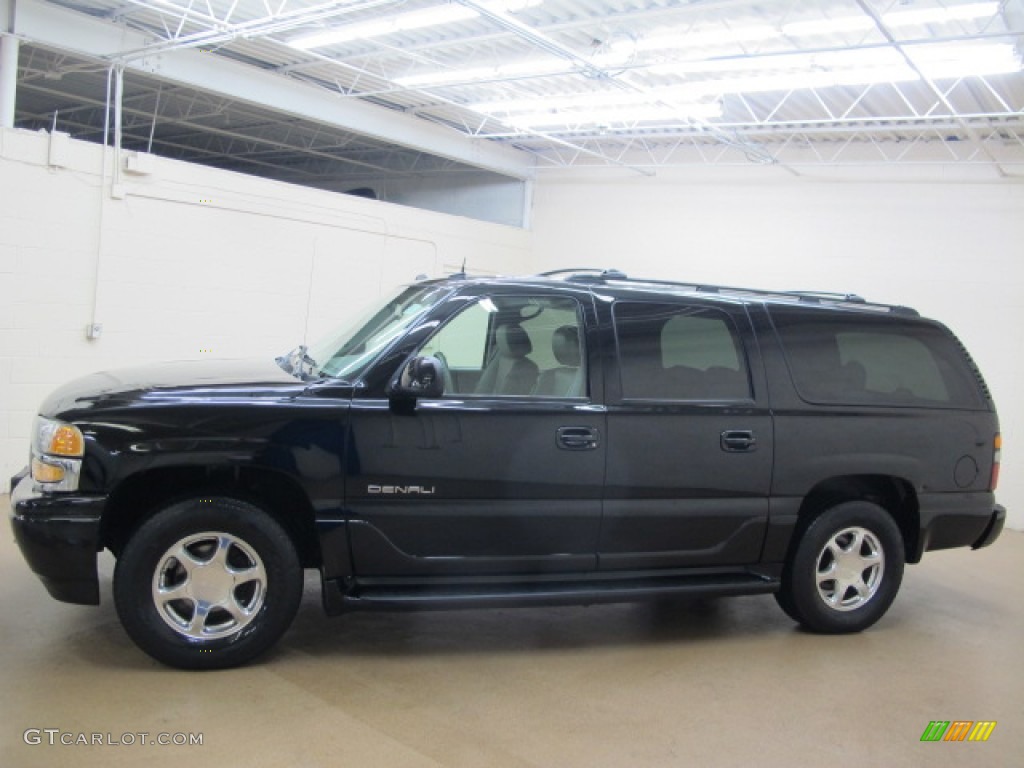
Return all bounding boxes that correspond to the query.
[772,310,984,408]
[420,296,586,398]
[614,303,751,401]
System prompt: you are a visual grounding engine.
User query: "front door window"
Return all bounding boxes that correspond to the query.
[420,295,586,398]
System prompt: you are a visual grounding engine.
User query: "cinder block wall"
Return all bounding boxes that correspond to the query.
[0,128,531,482]
[530,165,1024,529]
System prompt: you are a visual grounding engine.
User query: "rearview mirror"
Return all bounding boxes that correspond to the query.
[387,356,444,402]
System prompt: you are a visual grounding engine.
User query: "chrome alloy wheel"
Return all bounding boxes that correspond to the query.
[151,531,267,640]
[815,526,885,612]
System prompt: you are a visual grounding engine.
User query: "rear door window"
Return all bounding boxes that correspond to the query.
[613,302,752,401]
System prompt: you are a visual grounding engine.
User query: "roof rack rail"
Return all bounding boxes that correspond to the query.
[538,268,604,277]
[538,268,627,283]
[786,290,865,303]
[535,268,918,316]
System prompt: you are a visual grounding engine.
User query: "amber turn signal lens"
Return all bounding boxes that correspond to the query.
[48,424,84,457]
[31,458,66,484]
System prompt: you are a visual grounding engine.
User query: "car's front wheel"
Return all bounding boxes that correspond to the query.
[775,501,905,633]
[114,497,302,670]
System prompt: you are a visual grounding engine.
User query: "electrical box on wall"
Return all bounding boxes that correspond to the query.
[48,131,71,168]
[123,151,156,175]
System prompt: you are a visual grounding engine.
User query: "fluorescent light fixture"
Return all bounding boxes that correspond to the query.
[781,17,873,37]
[649,48,906,77]
[782,1,999,37]
[290,6,475,48]
[505,102,722,129]
[396,57,565,87]
[648,42,1019,97]
[884,1,1000,27]
[472,91,663,113]
[633,2,1001,50]
[626,25,778,53]
[469,91,722,129]
[677,67,920,97]
[911,41,1021,78]
[289,0,542,49]
[395,46,637,88]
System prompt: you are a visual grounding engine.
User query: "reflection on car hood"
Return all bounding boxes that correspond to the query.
[40,358,308,417]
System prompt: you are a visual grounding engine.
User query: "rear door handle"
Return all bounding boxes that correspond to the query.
[721,430,757,452]
[558,426,600,451]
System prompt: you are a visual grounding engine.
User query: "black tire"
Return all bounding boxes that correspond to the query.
[775,501,904,634]
[114,497,302,670]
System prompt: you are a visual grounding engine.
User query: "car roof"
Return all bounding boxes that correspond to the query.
[427,269,920,318]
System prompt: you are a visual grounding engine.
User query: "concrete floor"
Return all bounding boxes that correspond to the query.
[1,496,1021,768]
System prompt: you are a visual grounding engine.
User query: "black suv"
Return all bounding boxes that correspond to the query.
[10,269,1005,669]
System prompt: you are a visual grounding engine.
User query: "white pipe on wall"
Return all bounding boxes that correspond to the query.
[0,34,18,129]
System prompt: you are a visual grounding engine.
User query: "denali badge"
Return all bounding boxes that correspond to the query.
[368,484,436,495]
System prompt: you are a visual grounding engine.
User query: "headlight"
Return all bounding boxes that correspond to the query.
[33,417,85,458]
[30,417,84,491]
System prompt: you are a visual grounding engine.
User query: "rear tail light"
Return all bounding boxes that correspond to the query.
[990,433,1001,491]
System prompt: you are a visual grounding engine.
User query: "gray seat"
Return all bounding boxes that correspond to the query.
[474,324,539,396]
[533,325,584,397]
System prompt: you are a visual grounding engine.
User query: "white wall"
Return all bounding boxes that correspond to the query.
[531,165,1024,529]
[0,128,530,482]
[327,171,528,228]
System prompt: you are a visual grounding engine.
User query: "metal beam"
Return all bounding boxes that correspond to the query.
[13,0,535,180]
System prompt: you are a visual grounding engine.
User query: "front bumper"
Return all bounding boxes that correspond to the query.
[9,469,105,605]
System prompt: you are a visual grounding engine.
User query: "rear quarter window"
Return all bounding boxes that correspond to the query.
[771,309,986,409]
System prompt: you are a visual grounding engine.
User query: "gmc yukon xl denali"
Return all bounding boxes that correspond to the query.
[10,269,1005,669]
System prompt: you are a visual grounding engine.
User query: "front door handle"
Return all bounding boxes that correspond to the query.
[721,430,757,452]
[558,426,600,451]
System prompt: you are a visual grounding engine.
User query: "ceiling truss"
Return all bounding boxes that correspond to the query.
[6,0,1024,179]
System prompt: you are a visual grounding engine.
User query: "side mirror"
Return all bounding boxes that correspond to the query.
[387,356,445,402]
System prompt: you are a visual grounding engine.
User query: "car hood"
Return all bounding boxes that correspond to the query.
[40,358,311,417]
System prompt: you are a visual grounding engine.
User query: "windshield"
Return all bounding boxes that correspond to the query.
[301,283,451,381]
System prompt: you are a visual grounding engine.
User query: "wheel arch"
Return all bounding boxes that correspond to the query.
[100,465,322,568]
[793,474,921,564]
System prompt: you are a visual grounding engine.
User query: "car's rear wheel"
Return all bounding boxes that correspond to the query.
[114,497,302,670]
[775,501,904,633]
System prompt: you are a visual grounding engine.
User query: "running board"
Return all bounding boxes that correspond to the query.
[323,572,779,614]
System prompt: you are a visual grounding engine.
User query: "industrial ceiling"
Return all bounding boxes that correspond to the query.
[7,0,1024,186]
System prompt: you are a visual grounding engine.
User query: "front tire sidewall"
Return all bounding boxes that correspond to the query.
[783,501,905,634]
[114,498,302,670]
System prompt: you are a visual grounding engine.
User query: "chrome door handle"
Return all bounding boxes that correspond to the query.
[721,430,757,452]
[557,426,599,451]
